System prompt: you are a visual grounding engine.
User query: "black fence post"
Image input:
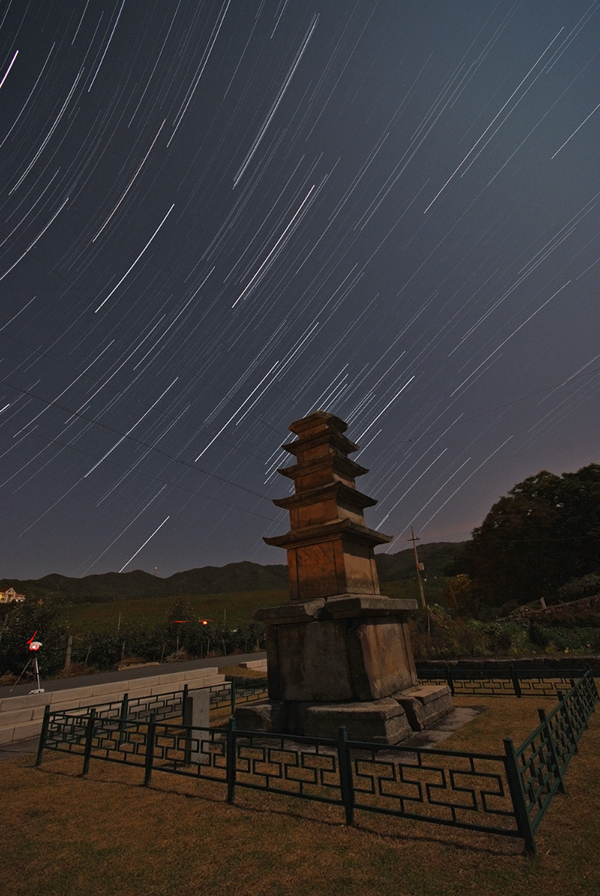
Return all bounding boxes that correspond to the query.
[118,693,129,743]
[337,726,355,825]
[144,713,157,786]
[82,708,97,776]
[510,665,522,698]
[35,705,51,768]
[226,717,237,803]
[503,738,536,855]
[446,664,455,697]
[181,683,189,718]
[230,680,236,717]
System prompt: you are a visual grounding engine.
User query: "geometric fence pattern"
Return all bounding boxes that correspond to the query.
[38,678,268,732]
[416,664,587,698]
[35,668,598,854]
[509,668,598,845]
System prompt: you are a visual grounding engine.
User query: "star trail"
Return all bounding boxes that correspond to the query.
[0,1,599,579]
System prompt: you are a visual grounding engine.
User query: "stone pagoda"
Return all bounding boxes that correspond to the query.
[237,411,452,743]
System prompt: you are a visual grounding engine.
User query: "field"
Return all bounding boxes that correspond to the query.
[61,588,289,632]
[2,692,600,896]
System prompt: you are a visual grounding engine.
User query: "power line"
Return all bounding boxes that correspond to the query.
[0,375,274,505]
[0,326,274,465]
[0,417,280,524]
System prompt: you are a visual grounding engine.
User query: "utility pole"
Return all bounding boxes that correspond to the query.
[63,633,73,671]
[408,527,426,608]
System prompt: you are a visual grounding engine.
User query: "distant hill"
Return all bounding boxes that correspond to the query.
[0,562,289,604]
[0,542,465,605]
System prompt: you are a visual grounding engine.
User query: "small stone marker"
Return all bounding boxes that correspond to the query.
[182,688,210,764]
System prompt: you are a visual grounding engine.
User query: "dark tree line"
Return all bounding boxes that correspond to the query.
[0,594,265,679]
[453,464,600,613]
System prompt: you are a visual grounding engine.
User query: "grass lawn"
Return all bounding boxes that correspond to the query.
[2,693,600,896]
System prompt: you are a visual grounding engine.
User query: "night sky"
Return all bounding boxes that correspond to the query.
[1,1,599,580]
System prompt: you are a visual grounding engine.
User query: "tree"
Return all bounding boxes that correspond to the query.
[456,465,600,611]
[442,575,488,619]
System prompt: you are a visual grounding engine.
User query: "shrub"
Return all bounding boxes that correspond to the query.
[409,606,488,659]
[556,573,600,603]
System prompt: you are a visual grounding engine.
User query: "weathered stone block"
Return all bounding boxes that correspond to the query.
[276,619,355,701]
[182,689,210,765]
[353,620,417,697]
[270,615,418,702]
[294,541,340,599]
[303,698,412,744]
[235,701,287,733]
[257,595,419,705]
[326,595,417,616]
[393,684,453,731]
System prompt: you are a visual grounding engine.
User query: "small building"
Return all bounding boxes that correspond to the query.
[0,587,25,604]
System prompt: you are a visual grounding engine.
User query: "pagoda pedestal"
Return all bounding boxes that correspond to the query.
[237,411,451,744]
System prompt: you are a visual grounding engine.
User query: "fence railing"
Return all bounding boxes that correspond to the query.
[507,667,598,842]
[41,679,268,730]
[35,668,598,854]
[416,664,585,698]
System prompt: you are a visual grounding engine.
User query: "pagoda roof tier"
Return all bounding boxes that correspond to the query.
[281,427,359,460]
[272,481,378,512]
[288,410,348,436]
[277,452,369,483]
[263,517,392,549]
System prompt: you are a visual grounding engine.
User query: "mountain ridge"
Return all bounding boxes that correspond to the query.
[1,542,464,604]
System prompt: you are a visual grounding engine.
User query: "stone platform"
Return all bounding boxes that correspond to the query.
[242,593,452,743]
[236,683,453,745]
[256,595,419,703]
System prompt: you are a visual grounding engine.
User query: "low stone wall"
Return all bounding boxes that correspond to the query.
[510,593,600,619]
[0,666,225,745]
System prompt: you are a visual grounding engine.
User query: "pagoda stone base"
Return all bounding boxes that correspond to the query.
[235,684,453,745]
[394,684,453,731]
[240,594,453,745]
[255,595,421,703]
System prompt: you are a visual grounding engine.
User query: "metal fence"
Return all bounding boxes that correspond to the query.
[39,678,268,731]
[510,669,598,843]
[35,667,598,853]
[416,664,585,698]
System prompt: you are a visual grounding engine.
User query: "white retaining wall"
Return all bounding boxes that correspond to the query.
[0,666,225,745]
